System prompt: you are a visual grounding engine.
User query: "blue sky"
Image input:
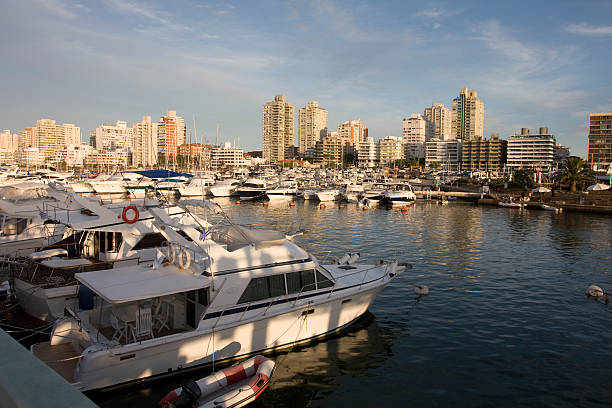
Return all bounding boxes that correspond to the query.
[2,0,611,158]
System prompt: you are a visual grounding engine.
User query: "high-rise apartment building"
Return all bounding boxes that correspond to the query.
[357,136,377,168]
[157,110,186,159]
[461,133,506,172]
[263,94,295,163]
[402,114,427,160]
[337,119,368,145]
[426,139,462,171]
[19,119,81,160]
[92,121,133,151]
[587,112,612,170]
[298,101,327,154]
[424,103,452,140]
[314,134,354,167]
[507,128,555,171]
[451,88,484,141]
[378,136,404,166]
[133,116,158,168]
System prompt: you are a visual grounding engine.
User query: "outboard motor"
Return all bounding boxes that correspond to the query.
[173,380,202,408]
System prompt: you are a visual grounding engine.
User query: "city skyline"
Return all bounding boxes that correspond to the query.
[2,1,612,158]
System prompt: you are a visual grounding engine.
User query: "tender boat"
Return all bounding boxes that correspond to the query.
[32,200,405,391]
[158,355,275,408]
[498,201,523,209]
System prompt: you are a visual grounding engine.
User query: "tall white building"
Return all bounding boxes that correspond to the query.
[451,88,484,141]
[21,119,81,160]
[507,127,555,171]
[263,94,295,163]
[378,136,404,166]
[425,139,462,171]
[0,130,18,164]
[402,114,427,160]
[298,101,327,155]
[357,137,377,168]
[92,121,133,151]
[337,119,368,144]
[424,103,452,140]
[132,116,158,168]
[64,144,94,168]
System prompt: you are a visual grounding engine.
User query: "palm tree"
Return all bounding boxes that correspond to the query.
[556,156,586,192]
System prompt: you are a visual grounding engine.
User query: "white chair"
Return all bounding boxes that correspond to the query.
[153,301,171,334]
[129,306,154,342]
[110,313,127,343]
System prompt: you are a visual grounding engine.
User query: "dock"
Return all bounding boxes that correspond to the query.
[0,328,97,407]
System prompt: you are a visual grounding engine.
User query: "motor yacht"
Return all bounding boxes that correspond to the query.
[209,179,241,197]
[235,178,267,200]
[382,183,417,206]
[32,201,406,391]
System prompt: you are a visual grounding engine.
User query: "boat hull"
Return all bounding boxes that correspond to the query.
[71,284,385,391]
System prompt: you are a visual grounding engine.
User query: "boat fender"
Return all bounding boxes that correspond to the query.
[586,285,604,298]
[338,253,351,265]
[347,252,360,264]
[122,205,139,224]
[178,249,191,270]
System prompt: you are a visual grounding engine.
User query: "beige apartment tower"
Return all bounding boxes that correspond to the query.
[451,88,484,141]
[263,94,295,163]
[298,101,327,154]
[424,103,452,140]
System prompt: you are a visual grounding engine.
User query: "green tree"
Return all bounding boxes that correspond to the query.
[511,169,535,190]
[394,158,407,168]
[429,162,441,170]
[555,156,593,192]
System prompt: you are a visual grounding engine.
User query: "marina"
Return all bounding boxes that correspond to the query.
[2,191,610,406]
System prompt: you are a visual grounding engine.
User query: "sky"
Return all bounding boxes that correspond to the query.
[1,0,612,158]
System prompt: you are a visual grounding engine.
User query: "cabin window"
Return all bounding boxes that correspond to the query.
[238,275,286,304]
[97,231,123,253]
[132,233,167,250]
[1,218,28,236]
[316,271,334,289]
[286,270,316,295]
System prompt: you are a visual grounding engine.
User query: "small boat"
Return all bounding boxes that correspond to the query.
[498,201,523,209]
[158,355,275,408]
[539,204,559,212]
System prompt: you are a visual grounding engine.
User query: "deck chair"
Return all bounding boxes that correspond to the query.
[129,306,154,342]
[110,313,127,343]
[153,301,171,334]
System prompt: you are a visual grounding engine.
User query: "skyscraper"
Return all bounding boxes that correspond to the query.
[337,119,368,144]
[424,103,452,140]
[587,112,612,170]
[133,116,158,168]
[263,94,294,163]
[157,110,186,159]
[451,88,484,141]
[92,121,133,151]
[402,114,426,160]
[298,101,327,154]
[19,119,81,159]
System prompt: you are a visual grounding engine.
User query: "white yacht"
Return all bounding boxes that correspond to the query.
[341,183,365,203]
[176,176,216,198]
[265,181,298,200]
[209,179,241,197]
[382,183,417,206]
[235,178,267,200]
[33,202,406,391]
[315,189,340,202]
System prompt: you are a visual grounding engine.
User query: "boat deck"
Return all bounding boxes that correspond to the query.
[31,342,80,382]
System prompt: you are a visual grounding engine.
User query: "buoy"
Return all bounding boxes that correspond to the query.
[263,201,269,206]
[363,205,369,210]
[289,201,295,207]
[235,200,241,205]
[586,285,604,298]
[320,203,326,209]
[339,204,345,209]
[606,295,610,305]
[100,199,104,206]
[414,285,429,296]
[401,206,407,212]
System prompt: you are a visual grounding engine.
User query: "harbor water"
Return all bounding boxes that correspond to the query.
[89,199,612,407]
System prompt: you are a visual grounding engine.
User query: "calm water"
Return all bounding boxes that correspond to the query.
[94,199,612,407]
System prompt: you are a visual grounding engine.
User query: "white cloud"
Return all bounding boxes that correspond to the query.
[566,23,612,36]
[417,8,459,19]
[103,0,191,32]
[433,22,441,30]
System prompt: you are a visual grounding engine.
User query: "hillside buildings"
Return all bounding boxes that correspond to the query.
[587,112,612,170]
[263,94,295,163]
[451,88,484,141]
[507,128,555,171]
[298,101,327,154]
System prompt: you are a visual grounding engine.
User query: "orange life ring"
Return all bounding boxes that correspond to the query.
[122,205,139,224]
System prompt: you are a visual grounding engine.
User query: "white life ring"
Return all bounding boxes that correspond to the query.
[178,249,191,270]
